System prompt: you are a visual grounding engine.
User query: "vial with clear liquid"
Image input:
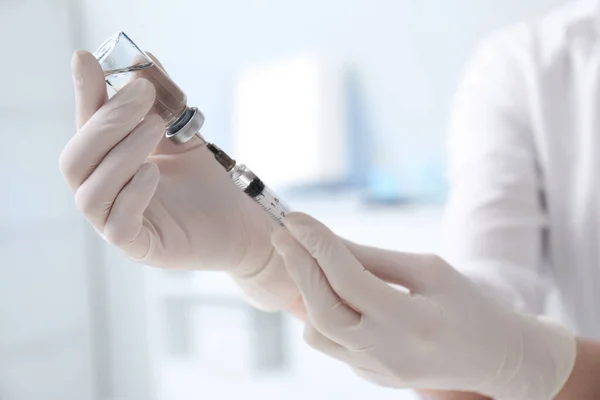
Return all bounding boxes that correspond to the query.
[94,32,204,142]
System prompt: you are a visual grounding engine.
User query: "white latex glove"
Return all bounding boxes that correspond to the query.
[272,212,576,399]
[59,51,298,310]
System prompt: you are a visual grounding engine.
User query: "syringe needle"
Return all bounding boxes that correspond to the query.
[206,143,236,172]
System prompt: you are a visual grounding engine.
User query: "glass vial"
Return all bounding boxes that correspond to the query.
[94,32,189,128]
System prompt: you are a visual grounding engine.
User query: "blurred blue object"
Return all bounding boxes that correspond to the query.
[364,164,409,205]
[345,68,372,189]
[401,156,448,205]
[363,142,447,205]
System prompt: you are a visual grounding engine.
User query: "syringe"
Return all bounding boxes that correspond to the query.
[206,143,291,226]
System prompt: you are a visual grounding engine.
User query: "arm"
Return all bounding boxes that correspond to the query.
[415,340,600,400]
[442,26,549,315]
[412,28,542,400]
[406,27,600,399]
[555,338,600,399]
[426,340,600,400]
[419,339,600,400]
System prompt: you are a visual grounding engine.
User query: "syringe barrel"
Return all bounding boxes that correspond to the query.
[230,165,290,226]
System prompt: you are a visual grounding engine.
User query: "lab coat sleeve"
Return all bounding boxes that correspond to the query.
[443,28,549,315]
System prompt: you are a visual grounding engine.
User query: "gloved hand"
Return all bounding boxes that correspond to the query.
[272,212,577,399]
[59,51,298,310]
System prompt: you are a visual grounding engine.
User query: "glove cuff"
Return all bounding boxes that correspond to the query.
[481,314,577,400]
[228,248,300,312]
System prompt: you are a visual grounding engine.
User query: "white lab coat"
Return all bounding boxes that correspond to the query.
[443,0,600,338]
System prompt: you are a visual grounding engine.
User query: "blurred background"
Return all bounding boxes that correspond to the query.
[0,0,565,399]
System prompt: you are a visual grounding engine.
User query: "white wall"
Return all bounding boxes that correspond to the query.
[81,0,564,158]
[0,1,94,399]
